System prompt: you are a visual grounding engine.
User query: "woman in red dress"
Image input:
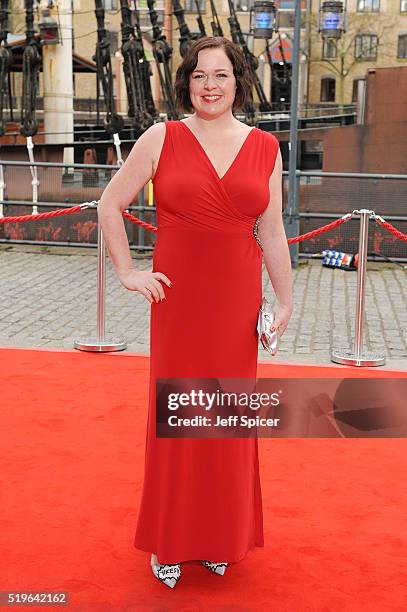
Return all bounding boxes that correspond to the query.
[98,36,293,588]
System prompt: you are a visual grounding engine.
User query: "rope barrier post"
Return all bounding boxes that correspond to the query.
[331,209,385,367]
[74,200,127,353]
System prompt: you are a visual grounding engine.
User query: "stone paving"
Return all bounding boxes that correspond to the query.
[0,244,406,370]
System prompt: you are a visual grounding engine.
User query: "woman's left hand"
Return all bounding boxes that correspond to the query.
[271,303,293,338]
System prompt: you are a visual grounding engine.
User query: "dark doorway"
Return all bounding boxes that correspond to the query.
[271,62,292,111]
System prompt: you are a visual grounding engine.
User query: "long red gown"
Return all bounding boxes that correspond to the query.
[134,120,280,564]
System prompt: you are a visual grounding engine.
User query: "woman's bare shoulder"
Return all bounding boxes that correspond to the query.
[140,122,166,170]
[126,122,167,179]
[137,121,166,150]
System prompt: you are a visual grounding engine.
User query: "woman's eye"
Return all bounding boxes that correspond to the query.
[192,73,228,79]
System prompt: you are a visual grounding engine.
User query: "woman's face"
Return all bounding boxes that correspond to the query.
[189,47,237,118]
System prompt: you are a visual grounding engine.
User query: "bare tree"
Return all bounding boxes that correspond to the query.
[305,12,399,105]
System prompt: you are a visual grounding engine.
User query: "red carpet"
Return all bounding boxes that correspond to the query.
[1,346,407,611]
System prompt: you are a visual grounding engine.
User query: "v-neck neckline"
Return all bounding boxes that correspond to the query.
[179,121,256,182]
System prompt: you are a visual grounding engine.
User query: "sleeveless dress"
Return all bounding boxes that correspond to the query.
[134,120,280,564]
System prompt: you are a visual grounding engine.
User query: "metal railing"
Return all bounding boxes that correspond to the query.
[283,170,407,263]
[0,160,153,251]
[0,160,406,260]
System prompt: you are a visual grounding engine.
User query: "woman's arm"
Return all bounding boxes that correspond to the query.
[257,148,293,337]
[97,122,172,304]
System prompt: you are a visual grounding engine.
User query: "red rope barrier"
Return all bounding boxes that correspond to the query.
[374,217,407,243]
[123,211,353,244]
[122,211,157,233]
[287,214,352,244]
[0,205,84,224]
[0,205,352,244]
[3,205,405,249]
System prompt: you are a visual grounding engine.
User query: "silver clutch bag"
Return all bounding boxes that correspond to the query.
[257,297,279,356]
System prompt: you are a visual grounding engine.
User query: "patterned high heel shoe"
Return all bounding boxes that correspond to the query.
[201,560,228,576]
[150,553,181,588]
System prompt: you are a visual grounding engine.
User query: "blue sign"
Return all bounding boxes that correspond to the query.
[322,12,341,29]
[256,12,272,28]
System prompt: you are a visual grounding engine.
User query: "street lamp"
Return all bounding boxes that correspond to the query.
[318,0,347,40]
[317,1,347,112]
[252,1,279,39]
[39,8,60,45]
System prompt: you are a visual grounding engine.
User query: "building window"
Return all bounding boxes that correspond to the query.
[103,0,117,10]
[184,0,205,11]
[138,0,164,30]
[356,0,380,11]
[322,38,337,59]
[276,1,306,7]
[320,77,335,102]
[398,34,407,58]
[401,0,407,12]
[275,1,306,27]
[352,78,365,102]
[355,34,378,60]
[234,0,251,11]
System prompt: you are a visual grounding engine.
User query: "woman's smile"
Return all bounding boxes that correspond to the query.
[201,95,223,103]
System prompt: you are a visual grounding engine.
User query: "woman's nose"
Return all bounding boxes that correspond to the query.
[203,76,218,90]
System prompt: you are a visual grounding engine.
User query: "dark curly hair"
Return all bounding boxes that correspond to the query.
[174,36,254,113]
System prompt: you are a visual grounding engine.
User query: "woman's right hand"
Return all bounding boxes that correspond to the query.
[118,269,172,304]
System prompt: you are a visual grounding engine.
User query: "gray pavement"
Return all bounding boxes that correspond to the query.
[0,243,406,370]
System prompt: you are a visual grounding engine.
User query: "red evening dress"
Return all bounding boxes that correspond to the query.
[134,120,280,564]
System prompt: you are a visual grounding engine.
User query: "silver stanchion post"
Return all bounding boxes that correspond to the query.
[74,202,127,352]
[331,209,385,367]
